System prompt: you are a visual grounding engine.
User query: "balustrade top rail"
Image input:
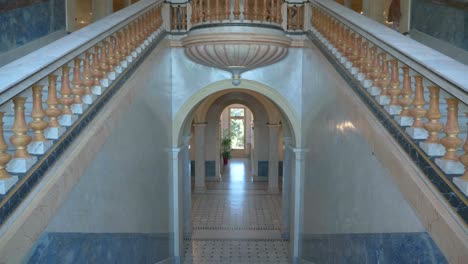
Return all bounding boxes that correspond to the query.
[0,0,163,106]
[312,0,468,104]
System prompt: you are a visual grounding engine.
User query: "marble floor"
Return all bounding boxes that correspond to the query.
[184,159,289,264]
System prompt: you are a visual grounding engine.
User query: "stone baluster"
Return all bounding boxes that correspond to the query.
[233,0,240,19]
[172,7,177,29]
[270,0,275,23]
[130,23,138,52]
[350,36,361,66]
[287,6,292,30]
[199,0,204,23]
[297,6,303,30]
[262,0,267,22]
[276,0,281,23]
[385,59,402,115]
[58,66,77,126]
[455,113,468,195]
[375,55,390,104]
[28,85,52,155]
[244,0,250,20]
[215,0,220,21]
[366,49,382,96]
[192,0,198,23]
[44,75,65,140]
[92,46,104,92]
[182,7,187,30]
[224,0,230,21]
[82,52,95,105]
[0,112,17,195]
[253,0,258,21]
[7,97,37,173]
[108,37,119,75]
[207,0,211,21]
[396,66,414,126]
[436,98,464,174]
[358,42,369,75]
[406,76,427,139]
[99,41,111,77]
[111,36,124,73]
[421,86,444,156]
[360,44,373,87]
[71,58,87,114]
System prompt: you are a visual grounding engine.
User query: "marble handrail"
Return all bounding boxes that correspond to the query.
[310,1,468,226]
[311,0,468,103]
[0,0,164,106]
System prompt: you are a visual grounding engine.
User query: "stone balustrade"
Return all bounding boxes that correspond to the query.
[170,0,292,31]
[310,2,468,223]
[0,1,164,225]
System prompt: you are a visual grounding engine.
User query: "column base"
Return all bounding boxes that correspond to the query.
[345,61,353,69]
[193,186,206,193]
[115,65,123,74]
[7,156,38,173]
[350,67,359,75]
[71,103,88,114]
[92,85,106,95]
[435,158,464,174]
[394,116,414,126]
[120,60,128,69]
[361,79,373,88]
[406,127,428,140]
[420,142,445,156]
[357,73,366,81]
[131,51,138,58]
[58,114,78,126]
[252,176,268,182]
[27,140,53,155]
[83,94,97,105]
[108,72,116,81]
[126,55,134,63]
[384,105,402,116]
[136,47,142,54]
[375,95,390,105]
[45,126,66,140]
[0,176,18,195]
[367,86,381,96]
[453,177,468,195]
[268,187,280,194]
[100,78,110,88]
[144,39,150,46]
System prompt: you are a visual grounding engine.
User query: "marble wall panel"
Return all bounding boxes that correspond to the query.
[411,0,467,51]
[26,232,170,263]
[0,0,66,53]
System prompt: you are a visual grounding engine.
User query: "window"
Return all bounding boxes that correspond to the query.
[229,107,245,149]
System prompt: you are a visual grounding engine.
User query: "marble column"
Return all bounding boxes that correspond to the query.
[290,148,308,264]
[168,147,183,262]
[268,124,281,193]
[281,137,293,239]
[194,123,206,192]
[181,136,192,237]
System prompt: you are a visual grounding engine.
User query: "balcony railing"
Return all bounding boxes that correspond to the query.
[309,0,468,226]
[168,0,307,32]
[0,0,164,227]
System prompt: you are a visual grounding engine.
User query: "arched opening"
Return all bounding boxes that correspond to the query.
[173,80,300,262]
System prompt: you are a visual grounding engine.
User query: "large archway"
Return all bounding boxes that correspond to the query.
[171,80,302,262]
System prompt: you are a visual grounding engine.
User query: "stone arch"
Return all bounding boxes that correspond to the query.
[173,79,301,146]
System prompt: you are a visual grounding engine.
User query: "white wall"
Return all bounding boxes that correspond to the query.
[46,43,173,234]
[300,40,424,234]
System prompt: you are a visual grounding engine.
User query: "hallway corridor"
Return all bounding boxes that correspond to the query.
[184,159,289,264]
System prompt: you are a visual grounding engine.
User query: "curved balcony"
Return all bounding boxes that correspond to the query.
[170,0,300,84]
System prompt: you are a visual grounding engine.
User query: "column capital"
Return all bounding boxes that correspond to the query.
[182,135,191,146]
[267,123,281,128]
[166,147,181,159]
[193,122,207,127]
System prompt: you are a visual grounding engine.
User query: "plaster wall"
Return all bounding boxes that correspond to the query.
[26,42,173,263]
[170,48,304,125]
[299,40,445,262]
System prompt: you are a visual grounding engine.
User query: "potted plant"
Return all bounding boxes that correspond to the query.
[221,135,232,165]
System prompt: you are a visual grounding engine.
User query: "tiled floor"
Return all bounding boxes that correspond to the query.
[185,159,289,264]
